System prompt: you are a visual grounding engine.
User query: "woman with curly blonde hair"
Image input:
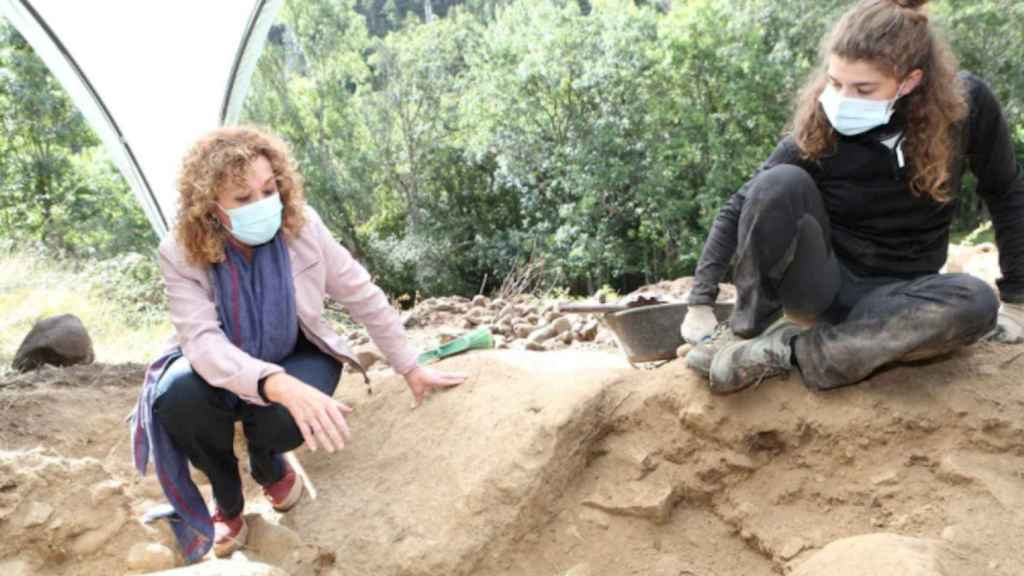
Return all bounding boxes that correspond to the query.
[680,0,1024,392]
[130,126,464,561]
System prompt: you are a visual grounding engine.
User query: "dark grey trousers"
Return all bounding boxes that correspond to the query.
[730,164,999,390]
[153,333,342,517]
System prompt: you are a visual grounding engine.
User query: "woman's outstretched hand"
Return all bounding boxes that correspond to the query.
[403,365,466,407]
[263,372,353,453]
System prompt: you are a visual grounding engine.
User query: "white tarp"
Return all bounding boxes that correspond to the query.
[0,0,282,238]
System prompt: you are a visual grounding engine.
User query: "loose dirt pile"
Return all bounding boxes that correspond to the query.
[1,339,1023,575]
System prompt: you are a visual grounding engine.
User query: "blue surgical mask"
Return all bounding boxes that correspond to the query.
[218,193,283,246]
[818,81,906,136]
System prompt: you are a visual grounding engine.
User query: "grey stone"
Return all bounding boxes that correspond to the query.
[13,314,94,372]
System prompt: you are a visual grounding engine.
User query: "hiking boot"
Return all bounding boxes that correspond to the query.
[685,321,744,376]
[709,321,802,395]
[263,461,303,512]
[212,508,248,558]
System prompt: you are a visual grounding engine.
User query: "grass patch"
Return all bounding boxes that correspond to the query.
[0,250,171,377]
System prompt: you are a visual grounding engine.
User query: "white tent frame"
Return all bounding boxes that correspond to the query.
[0,0,283,238]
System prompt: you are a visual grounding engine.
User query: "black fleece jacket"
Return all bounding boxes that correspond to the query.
[689,72,1024,305]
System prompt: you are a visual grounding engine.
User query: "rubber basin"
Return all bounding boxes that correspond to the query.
[601,301,735,364]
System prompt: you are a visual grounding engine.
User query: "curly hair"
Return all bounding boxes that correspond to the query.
[790,0,968,202]
[174,126,307,266]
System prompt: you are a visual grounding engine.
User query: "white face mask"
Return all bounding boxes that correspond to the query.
[217,193,283,246]
[818,80,906,136]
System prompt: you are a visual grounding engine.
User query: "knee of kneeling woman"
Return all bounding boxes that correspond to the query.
[748,164,817,204]
[950,274,1000,334]
[153,372,215,427]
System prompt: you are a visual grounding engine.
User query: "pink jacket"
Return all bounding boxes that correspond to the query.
[158,205,419,405]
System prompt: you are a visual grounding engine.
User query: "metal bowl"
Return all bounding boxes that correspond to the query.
[601,302,735,364]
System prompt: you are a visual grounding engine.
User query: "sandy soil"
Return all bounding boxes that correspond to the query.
[1,336,1023,575]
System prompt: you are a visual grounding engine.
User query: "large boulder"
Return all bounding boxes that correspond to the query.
[12,314,94,372]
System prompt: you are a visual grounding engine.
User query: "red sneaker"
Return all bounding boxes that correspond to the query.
[211,509,248,558]
[263,461,304,512]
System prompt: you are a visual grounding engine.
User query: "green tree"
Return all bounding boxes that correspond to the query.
[244,0,375,260]
[0,23,153,257]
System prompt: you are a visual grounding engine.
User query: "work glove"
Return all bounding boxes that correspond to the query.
[681,305,718,345]
[988,302,1024,344]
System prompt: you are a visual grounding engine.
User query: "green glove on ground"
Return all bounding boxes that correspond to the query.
[417,327,494,365]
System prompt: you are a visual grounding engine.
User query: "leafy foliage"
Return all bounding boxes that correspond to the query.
[0,24,155,258]
[2,0,1021,298]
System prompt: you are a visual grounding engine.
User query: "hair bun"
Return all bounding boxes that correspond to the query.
[891,0,929,9]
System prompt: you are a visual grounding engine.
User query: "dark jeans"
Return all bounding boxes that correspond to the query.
[153,334,342,517]
[731,164,999,390]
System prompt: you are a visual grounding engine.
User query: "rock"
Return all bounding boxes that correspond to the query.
[18,501,53,528]
[526,340,546,352]
[354,345,386,371]
[935,454,975,485]
[526,313,541,325]
[527,324,557,345]
[464,309,488,326]
[778,536,807,560]
[12,314,95,372]
[70,506,127,555]
[793,533,948,576]
[90,479,125,506]
[432,301,457,313]
[245,515,303,565]
[127,542,177,572]
[560,331,573,345]
[527,317,573,346]
[514,324,534,339]
[582,468,679,525]
[143,560,288,575]
[472,295,489,308]
[577,319,600,342]
[678,398,722,434]
[543,311,560,324]
[498,304,518,320]
[551,317,573,335]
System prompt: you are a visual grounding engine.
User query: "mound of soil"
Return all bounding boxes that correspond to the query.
[1,341,1023,575]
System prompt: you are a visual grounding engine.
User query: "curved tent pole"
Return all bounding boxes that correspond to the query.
[0,0,169,236]
[222,0,283,125]
[0,0,284,239]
